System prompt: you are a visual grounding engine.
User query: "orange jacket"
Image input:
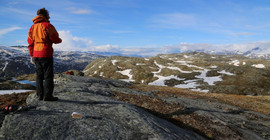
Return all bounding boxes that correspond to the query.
[28,15,62,58]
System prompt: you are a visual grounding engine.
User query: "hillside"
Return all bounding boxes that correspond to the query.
[83,52,270,95]
[0,74,269,140]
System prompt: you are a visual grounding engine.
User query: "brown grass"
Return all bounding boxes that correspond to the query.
[112,84,270,139]
[129,84,270,116]
[112,91,184,114]
[0,91,35,109]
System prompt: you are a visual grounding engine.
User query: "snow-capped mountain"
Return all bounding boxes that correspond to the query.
[160,42,270,59]
[0,46,105,77]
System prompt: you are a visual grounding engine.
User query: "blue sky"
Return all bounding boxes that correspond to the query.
[1,0,270,56]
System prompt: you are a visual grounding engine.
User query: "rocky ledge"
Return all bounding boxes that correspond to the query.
[0,75,205,140]
[0,74,270,140]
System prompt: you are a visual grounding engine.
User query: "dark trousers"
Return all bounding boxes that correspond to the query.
[34,57,54,99]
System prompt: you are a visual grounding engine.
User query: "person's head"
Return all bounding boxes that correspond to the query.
[37,8,50,20]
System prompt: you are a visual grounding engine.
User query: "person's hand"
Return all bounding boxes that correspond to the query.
[30,57,35,64]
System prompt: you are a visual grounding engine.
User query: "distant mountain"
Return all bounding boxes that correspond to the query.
[160,42,270,60]
[0,46,105,77]
[83,52,270,95]
[90,43,270,59]
[183,47,270,59]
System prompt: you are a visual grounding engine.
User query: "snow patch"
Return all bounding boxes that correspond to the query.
[176,60,192,65]
[252,64,265,68]
[218,70,235,76]
[83,64,96,73]
[111,60,118,65]
[167,66,192,73]
[148,61,184,86]
[228,60,240,66]
[195,70,223,85]
[148,75,184,86]
[191,89,209,93]
[136,63,146,65]
[210,66,218,69]
[100,72,104,76]
[175,60,204,70]
[117,69,134,82]
[183,55,190,58]
[174,79,199,89]
[0,90,34,95]
[2,62,8,71]
[144,58,149,61]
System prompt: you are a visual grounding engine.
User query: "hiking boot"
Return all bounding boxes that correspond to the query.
[44,96,58,101]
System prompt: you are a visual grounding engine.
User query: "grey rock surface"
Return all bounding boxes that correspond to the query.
[161,97,270,140]
[0,75,205,140]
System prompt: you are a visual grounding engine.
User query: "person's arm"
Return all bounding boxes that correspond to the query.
[27,25,34,57]
[47,24,62,44]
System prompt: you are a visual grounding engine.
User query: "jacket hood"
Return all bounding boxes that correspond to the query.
[32,15,49,24]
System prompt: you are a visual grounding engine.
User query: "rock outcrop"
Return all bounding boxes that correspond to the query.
[0,75,205,140]
[1,74,270,140]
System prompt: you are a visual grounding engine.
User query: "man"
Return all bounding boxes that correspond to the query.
[28,8,62,101]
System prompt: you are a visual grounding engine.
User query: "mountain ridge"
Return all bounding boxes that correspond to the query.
[0,46,104,77]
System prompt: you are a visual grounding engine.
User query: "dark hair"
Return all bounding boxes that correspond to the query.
[37,8,50,19]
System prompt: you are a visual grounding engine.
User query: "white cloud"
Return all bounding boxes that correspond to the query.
[232,32,255,37]
[54,30,93,51]
[0,27,22,37]
[54,30,119,52]
[5,7,33,16]
[121,48,163,56]
[69,7,92,14]
[92,44,119,52]
[15,40,25,44]
[53,30,160,56]
[8,2,19,5]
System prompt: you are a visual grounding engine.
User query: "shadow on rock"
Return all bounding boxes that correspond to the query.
[168,107,246,116]
[58,99,125,105]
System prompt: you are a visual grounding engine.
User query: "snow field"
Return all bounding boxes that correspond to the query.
[114,59,237,92]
